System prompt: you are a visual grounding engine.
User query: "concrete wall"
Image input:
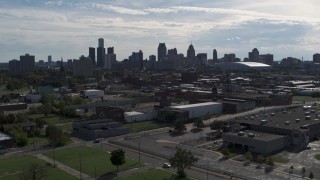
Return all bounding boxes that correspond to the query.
[125,110,157,123]
[171,102,222,119]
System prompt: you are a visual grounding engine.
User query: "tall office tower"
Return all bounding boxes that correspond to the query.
[20,53,35,73]
[248,48,260,62]
[9,59,21,75]
[89,47,95,65]
[107,47,114,54]
[168,48,177,56]
[131,50,143,69]
[213,49,218,62]
[98,38,104,48]
[149,55,156,70]
[187,44,195,59]
[97,38,105,67]
[157,43,167,61]
[48,55,52,64]
[197,53,207,64]
[149,55,156,62]
[313,53,320,63]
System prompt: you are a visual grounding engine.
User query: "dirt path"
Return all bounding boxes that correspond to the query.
[35,154,93,180]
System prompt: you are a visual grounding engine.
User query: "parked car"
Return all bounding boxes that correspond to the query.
[163,162,171,168]
[93,138,103,143]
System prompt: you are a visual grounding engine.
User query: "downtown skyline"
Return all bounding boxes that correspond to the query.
[0,0,320,62]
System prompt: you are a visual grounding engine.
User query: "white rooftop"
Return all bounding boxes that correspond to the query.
[171,102,221,109]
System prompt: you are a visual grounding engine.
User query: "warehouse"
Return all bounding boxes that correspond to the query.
[223,106,320,154]
[170,102,222,118]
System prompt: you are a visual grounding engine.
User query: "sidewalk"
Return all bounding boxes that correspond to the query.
[35,154,93,180]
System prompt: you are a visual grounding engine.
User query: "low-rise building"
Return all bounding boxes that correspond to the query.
[72,119,129,140]
[223,107,320,154]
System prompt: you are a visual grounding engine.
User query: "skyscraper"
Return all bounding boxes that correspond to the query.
[157,43,167,61]
[20,53,35,73]
[107,47,114,54]
[48,55,52,64]
[248,48,260,62]
[168,48,177,56]
[89,47,95,65]
[97,38,105,67]
[213,49,217,62]
[187,44,195,59]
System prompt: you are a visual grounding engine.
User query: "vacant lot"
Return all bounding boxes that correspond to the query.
[0,155,77,180]
[28,114,77,125]
[43,146,140,177]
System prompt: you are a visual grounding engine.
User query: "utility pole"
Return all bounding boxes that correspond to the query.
[138,141,141,162]
[79,154,82,180]
[52,145,55,167]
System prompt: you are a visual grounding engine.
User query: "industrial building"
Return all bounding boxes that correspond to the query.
[223,106,320,154]
[170,102,222,119]
[72,119,129,140]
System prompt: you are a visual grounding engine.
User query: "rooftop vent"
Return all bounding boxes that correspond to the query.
[283,111,287,114]
[248,133,255,138]
[250,116,254,120]
[311,110,315,113]
[295,119,300,123]
[271,113,275,116]
[305,116,311,120]
[315,119,319,121]
[285,121,290,125]
[238,131,245,136]
[261,119,268,125]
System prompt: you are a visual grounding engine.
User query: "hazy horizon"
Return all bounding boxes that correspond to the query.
[0,0,319,62]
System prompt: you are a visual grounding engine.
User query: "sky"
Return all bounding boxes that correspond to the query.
[0,0,319,62]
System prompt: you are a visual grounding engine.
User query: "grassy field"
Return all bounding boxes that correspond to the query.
[0,86,28,96]
[315,154,320,161]
[0,155,77,180]
[43,146,140,177]
[273,157,289,164]
[292,96,318,103]
[123,121,163,132]
[28,114,77,125]
[113,168,177,180]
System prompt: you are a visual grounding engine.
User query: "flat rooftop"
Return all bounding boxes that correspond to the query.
[225,130,285,141]
[171,102,221,109]
[0,132,11,141]
[235,106,320,130]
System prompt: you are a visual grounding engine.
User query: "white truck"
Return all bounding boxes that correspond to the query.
[80,89,104,99]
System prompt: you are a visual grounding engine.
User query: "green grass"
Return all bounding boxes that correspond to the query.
[27,136,48,146]
[0,86,28,96]
[43,146,140,177]
[113,168,187,180]
[123,121,163,132]
[315,154,320,161]
[28,114,77,125]
[0,155,77,180]
[273,157,289,164]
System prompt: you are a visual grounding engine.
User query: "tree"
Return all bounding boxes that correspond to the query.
[193,118,204,129]
[174,120,187,134]
[221,148,230,157]
[11,128,28,147]
[110,149,126,172]
[169,147,198,178]
[210,121,224,130]
[265,156,274,166]
[245,151,253,161]
[45,125,68,147]
[309,171,314,179]
[20,163,47,180]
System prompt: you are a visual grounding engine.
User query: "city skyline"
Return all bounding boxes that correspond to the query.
[0,0,319,62]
